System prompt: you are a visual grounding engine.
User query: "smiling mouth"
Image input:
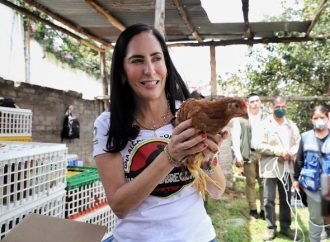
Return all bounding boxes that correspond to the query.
[141,80,159,86]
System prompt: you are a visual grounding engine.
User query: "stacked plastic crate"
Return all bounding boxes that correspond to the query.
[0,106,33,142]
[66,166,117,240]
[0,141,67,239]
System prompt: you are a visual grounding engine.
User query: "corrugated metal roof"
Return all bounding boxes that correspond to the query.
[18,0,313,45]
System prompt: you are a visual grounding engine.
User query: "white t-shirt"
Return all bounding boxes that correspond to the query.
[93,112,216,242]
[249,112,263,149]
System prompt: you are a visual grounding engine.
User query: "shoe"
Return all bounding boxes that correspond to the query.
[263,229,276,241]
[320,227,330,241]
[325,226,330,238]
[249,209,259,219]
[259,210,265,220]
[279,228,301,241]
[321,229,327,241]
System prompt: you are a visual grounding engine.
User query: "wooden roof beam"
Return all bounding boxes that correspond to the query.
[85,0,126,32]
[241,0,253,39]
[167,35,330,47]
[23,0,111,48]
[172,0,203,42]
[154,0,166,38]
[0,0,104,52]
[305,0,328,37]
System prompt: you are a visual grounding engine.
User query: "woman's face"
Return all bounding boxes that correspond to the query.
[123,31,167,101]
[312,111,328,131]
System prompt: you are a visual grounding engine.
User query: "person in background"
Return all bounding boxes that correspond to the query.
[293,105,330,242]
[231,93,265,220]
[257,96,301,241]
[93,23,226,242]
[328,110,330,129]
[190,89,205,99]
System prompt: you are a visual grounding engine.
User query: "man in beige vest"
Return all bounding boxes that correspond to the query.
[231,93,264,219]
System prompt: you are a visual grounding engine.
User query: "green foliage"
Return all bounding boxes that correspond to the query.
[245,0,330,131]
[21,1,112,79]
[218,74,249,97]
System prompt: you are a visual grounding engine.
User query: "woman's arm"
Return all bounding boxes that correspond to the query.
[95,119,209,219]
[293,140,304,180]
[95,150,174,219]
[293,140,304,191]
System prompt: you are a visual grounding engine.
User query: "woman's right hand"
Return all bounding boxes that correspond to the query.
[293,180,300,191]
[166,118,207,162]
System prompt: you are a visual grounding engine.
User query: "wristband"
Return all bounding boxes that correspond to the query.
[163,145,181,167]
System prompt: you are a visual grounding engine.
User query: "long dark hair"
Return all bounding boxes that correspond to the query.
[107,23,190,153]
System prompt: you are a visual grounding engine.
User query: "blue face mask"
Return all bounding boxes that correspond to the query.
[274,108,286,118]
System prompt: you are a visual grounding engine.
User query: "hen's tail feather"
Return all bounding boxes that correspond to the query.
[186,162,223,199]
[183,154,222,199]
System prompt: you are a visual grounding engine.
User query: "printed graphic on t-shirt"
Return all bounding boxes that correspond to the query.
[125,137,194,198]
[93,126,98,144]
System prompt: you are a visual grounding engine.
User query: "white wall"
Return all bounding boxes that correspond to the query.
[0,4,25,82]
[0,4,103,100]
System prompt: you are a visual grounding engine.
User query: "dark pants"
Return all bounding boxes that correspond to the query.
[263,176,292,229]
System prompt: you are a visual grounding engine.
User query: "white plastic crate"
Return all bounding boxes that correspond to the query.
[0,189,65,239]
[0,141,67,215]
[73,205,117,241]
[66,180,107,219]
[0,107,32,139]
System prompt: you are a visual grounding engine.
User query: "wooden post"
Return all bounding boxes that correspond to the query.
[154,0,166,38]
[210,46,217,97]
[24,19,31,83]
[100,51,109,111]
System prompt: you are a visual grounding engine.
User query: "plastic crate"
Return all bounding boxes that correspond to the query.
[0,107,32,140]
[73,205,117,241]
[65,166,107,219]
[0,141,67,215]
[67,153,83,166]
[0,189,65,239]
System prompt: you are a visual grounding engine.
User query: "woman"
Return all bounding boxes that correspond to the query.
[293,105,330,242]
[93,23,226,242]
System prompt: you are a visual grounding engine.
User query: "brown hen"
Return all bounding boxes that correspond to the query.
[176,97,248,197]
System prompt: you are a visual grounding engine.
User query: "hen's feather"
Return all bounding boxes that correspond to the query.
[176,97,248,197]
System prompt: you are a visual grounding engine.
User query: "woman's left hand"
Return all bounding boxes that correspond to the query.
[201,131,228,163]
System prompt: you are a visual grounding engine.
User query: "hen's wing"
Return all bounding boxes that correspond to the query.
[175,97,247,198]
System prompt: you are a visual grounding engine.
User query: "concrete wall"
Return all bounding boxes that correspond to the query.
[0,77,104,165]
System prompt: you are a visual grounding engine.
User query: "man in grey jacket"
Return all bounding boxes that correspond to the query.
[257,96,301,241]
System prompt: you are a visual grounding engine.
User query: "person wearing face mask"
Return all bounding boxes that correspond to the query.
[293,105,330,242]
[257,96,301,241]
[328,110,330,129]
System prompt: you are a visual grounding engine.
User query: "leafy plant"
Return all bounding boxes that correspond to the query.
[244,0,330,131]
[21,1,111,79]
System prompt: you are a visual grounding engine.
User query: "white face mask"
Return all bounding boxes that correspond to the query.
[313,118,328,130]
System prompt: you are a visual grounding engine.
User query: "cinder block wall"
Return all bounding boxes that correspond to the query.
[0,77,104,165]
